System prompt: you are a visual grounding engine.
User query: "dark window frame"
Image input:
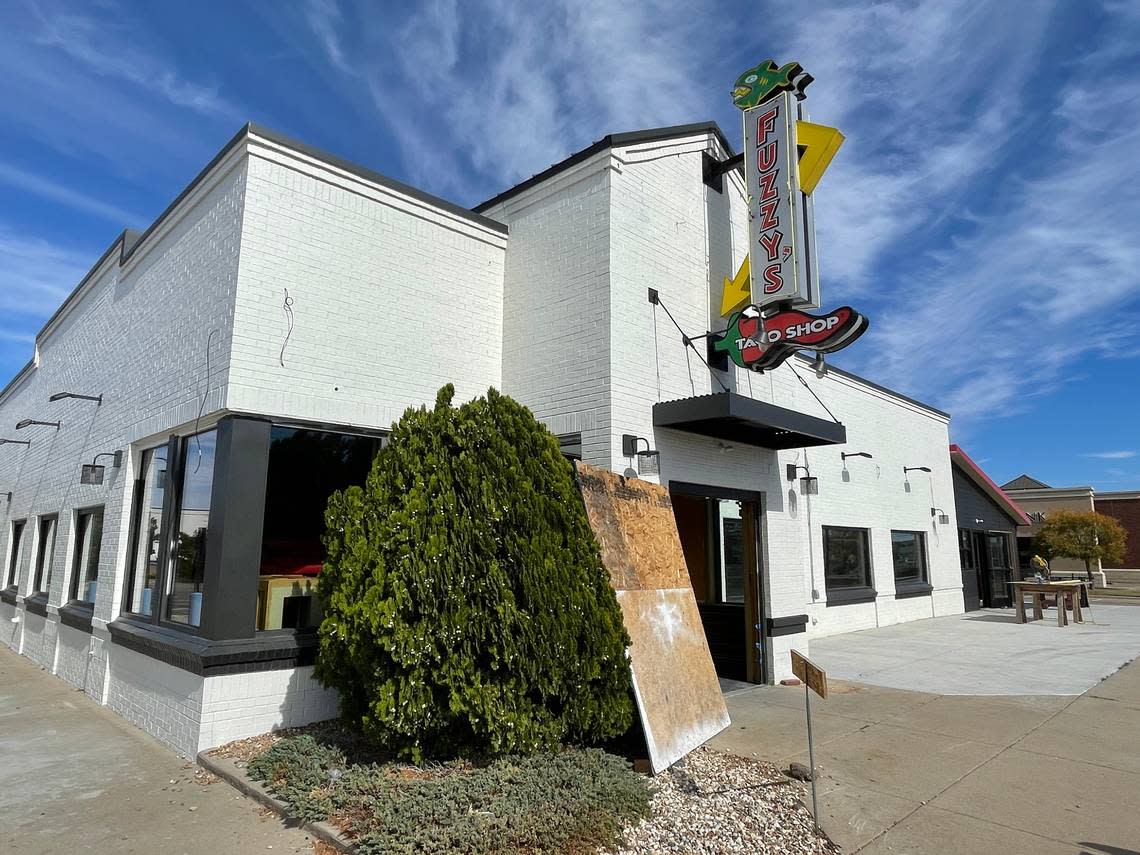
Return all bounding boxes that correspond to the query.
[891,529,933,598]
[162,429,218,630]
[32,514,59,596]
[68,505,105,606]
[822,525,876,604]
[5,519,26,589]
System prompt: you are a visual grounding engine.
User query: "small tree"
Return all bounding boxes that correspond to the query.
[316,385,634,761]
[1034,511,1126,582]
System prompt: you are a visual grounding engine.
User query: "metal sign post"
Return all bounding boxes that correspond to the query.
[791,649,828,835]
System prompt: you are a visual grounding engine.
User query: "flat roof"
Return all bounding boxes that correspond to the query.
[653,391,846,449]
[474,121,736,213]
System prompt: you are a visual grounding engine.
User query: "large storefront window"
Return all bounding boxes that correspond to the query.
[6,520,25,587]
[125,447,167,616]
[256,427,379,631]
[166,430,216,626]
[32,515,58,596]
[823,526,872,591]
[70,508,104,605]
[891,530,928,585]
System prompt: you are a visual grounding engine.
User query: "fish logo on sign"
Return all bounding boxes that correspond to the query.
[731,59,813,109]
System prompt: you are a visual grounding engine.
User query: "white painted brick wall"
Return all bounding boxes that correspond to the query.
[227,135,507,426]
[481,152,613,465]
[106,644,204,758]
[198,666,339,753]
[55,621,92,689]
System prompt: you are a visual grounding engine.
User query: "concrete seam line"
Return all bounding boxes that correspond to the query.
[196,751,357,854]
[848,689,1087,854]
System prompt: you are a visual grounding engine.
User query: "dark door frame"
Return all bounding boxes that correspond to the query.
[669,481,768,684]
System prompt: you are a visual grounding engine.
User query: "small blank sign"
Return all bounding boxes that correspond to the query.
[791,649,828,700]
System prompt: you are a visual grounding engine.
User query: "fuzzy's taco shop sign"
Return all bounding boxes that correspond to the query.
[713,304,868,372]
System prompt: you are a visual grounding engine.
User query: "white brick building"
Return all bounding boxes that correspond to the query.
[1,122,961,757]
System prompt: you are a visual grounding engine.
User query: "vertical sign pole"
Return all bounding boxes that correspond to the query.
[805,680,819,834]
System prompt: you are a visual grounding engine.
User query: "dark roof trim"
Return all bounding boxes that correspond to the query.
[474,121,735,213]
[795,354,950,419]
[654,391,846,449]
[247,123,508,235]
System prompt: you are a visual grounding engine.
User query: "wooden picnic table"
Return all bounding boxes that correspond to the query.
[1009,580,1090,626]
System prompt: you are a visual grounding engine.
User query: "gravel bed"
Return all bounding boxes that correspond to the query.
[609,748,839,855]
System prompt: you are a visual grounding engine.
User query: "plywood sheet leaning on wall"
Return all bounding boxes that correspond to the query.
[574,461,730,773]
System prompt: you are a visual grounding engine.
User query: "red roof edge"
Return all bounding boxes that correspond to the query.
[950,444,1032,526]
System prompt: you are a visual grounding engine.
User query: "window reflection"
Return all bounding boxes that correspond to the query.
[166,431,216,626]
[72,509,104,604]
[127,447,167,615]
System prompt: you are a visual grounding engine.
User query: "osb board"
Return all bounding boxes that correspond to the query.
[573,463,689,590]
[574,462,730,773]
[616,589,731,772]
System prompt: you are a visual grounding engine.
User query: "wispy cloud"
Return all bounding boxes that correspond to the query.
[0,229,92,348]
[0,160,141,225]
[1082,451,1137,459]
[294,0,721,200]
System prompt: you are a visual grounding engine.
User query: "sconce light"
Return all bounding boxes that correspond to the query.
[841,452,873,462]
[974,517,985,525]
[621,434,660,476]
[79,451,123,486]
[0,438,31,447]
[903,465,931,475]
[787,463,818,494]
[2,491,10,503]
[49,391,102,405]
[15,419,60,431]
[931,507,950,525]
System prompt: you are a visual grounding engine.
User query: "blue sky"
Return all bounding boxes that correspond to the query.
[1,0,1138,491]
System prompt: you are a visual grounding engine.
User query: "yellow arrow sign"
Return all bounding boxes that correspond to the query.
[796,121,844,195]
[720,255,751,317]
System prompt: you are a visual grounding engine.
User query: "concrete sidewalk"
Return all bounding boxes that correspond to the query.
[0,648,317,854]
[712,619,1140,852]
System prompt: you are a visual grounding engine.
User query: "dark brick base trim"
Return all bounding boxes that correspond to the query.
[824,587,878,607]
[23,593,49,617]
[59,602,95,632]
[895,582,934,599]
[766,614,809,637]
[108,618,318,676]
[0,586,17,605]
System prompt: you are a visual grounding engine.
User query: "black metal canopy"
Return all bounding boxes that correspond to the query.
[652,391,846,449]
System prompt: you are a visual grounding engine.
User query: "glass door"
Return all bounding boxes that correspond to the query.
[984,532,1013,609]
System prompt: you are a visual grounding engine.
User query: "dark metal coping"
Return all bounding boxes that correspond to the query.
[653,391,845,449]
[794,354,950,420]
[1,121,509,402]
[474,121,736,213]
[108,617,318,677]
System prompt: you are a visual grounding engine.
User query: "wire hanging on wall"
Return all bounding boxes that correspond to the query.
[193,328,220,473]
[280,288,295,367]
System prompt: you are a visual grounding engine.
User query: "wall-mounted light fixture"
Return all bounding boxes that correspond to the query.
[2,491,10,503]
[15,419,60,431]
[0,438,31,447]
[974,517,985,526]
[80,451,123,486]
[49,391,102,405]
[787,463,819,495]
[903,465,931,475]
[621,434,660,476]
[931,507,951,525]
[841,452,873,462]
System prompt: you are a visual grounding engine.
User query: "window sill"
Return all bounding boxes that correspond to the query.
[766,614,809,637]
[824,587,878,607]
[59,601,95,632]
[0,586,17,606]
[23,593,49,617]
[894,582,934,599]
[107,617,318,676]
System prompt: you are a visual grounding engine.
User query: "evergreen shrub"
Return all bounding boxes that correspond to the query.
[315,385,634,760]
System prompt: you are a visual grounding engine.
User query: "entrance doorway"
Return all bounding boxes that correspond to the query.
[670,485,764,683]
[960,529,1014,609]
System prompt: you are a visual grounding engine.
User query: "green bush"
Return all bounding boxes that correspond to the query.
[316,385,634,761]
[248,734,651,855]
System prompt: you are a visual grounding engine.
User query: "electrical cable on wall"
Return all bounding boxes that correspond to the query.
[280,288,295,367]
[649,291,729,393]
[193,328,219,473]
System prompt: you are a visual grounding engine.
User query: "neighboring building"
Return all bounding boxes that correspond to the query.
[1000,476,1100,580]
[949,446,1030,610]
[0,122,963,757]
[1095,491,1140,570]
